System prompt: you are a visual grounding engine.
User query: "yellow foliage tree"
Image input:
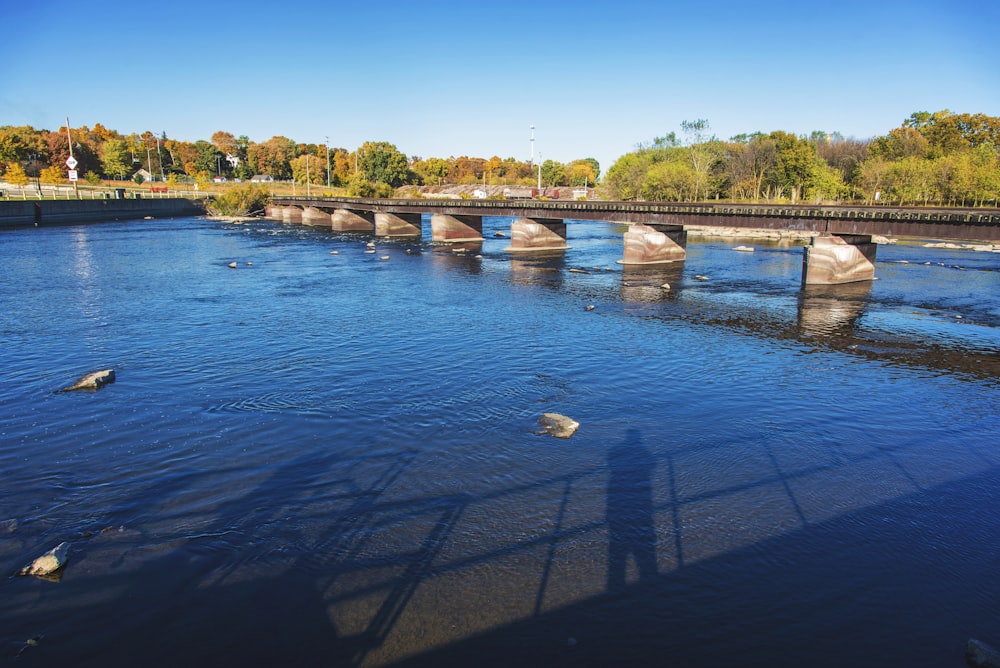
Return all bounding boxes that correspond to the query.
[4,162,29,186]
[40,166,65,184]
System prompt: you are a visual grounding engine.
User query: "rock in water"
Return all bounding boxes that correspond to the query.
[19,542,70,578]
[538,413,580,439]
[968,639,1000,668]
[59,369,115,392]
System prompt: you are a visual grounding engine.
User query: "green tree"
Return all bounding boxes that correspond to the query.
[540,159,567,187]
[869,127,930,161]
[886,156,932,205]
[855,156,891,204]
[100,138,130,180]
[194,140,221,175]
[642,160,697,201]
[805,160,846,202]
[602,152,652,200]
[0,125,47,167]
[413,156,449,185]
[359,141,409,187]
[766,131,817,202]
[969,144,1000,206]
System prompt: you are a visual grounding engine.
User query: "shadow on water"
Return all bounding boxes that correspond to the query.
[606,428,658,591]
[5,417,1000,668]
[390,464,1000,668]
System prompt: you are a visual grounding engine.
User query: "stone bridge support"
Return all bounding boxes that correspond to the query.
[331,208,375,232]
[430,214,483,242]
[802,234,877,285]
[280,206,302,224]
[301,206,331,227]
[504,218,569,252]
[618,223,687,264]
[375,212,422,237]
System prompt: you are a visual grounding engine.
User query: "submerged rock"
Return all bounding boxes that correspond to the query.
[59,369,115,392]
[538,413,580,439]
[227,262,237,268]
[19,542,70,578]
[1,518,17,534]
[733,245,754,252]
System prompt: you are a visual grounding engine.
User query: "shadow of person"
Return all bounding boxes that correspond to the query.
[607,427,658,592]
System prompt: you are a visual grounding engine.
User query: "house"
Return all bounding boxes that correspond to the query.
[250,175,273,183]
[133,168,152,182]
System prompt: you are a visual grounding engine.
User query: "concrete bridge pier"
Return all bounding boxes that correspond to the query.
[802,234,877,285]
[301,206,331,227]
[331,208,375,232]
[280,206,302,224]
[430,214,484,242]
[618,223,687,265]
[504,218,569,252]
[375,212,422,237]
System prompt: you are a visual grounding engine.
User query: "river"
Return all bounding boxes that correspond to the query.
[1,216,998,667]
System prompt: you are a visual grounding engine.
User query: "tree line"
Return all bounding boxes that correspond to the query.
[0,123,600,194]
[603,111,1000,207]
[3,110,997,206]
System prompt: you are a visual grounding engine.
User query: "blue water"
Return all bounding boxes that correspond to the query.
[1,216,998,667]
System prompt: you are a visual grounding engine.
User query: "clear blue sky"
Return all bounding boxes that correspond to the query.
[3,0,998,176]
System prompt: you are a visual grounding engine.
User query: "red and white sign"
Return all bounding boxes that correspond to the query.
[68,169,78,181]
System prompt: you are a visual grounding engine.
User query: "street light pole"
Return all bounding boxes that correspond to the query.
[529,125,535,166]
[325,137,331,188]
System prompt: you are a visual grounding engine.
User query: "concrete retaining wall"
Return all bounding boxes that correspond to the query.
[0,198,206,228]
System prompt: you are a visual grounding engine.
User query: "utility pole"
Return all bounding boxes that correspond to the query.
[325,136,331,188]
[65,117,78,197]
[306,154,311,197]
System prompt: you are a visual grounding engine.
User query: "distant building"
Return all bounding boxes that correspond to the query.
[133,168,152,182]
[250,175,273,183]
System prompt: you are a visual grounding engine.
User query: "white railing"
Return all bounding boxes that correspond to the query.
[0,181,208,200]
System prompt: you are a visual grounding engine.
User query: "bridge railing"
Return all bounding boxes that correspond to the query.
[272,196,1000,225]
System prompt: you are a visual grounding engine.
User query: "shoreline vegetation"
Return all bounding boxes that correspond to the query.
[2,109,999,210]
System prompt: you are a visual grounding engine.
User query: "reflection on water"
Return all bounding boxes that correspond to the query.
[620,263,685,303]
[0,218,998,668]
[797,281,872,337]
[509,253,567,289]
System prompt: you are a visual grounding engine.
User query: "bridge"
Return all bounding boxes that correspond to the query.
[266,197,1000,286]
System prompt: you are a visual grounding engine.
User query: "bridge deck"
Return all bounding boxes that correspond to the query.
[270,197,1000,242]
